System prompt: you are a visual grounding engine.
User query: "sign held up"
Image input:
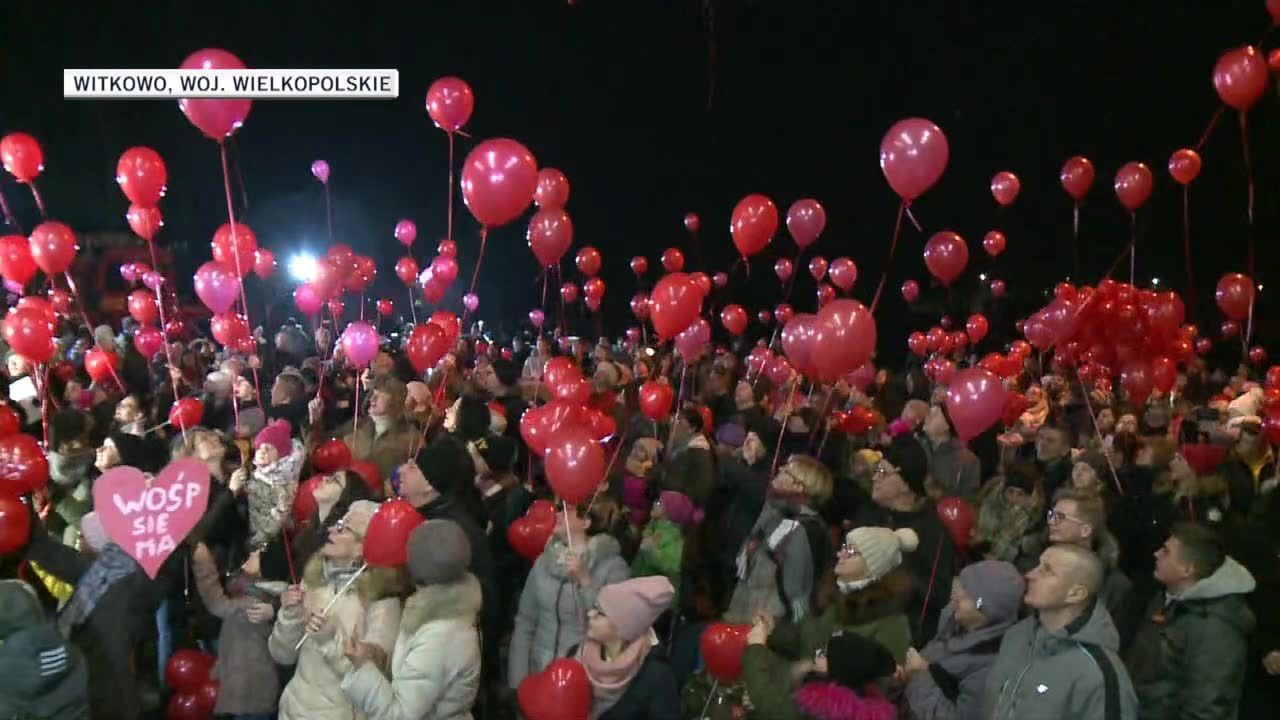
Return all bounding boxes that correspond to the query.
[92,458,211,578]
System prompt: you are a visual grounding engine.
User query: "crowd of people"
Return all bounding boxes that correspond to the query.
[1,312,1279,720]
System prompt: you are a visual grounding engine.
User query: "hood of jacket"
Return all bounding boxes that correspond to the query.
[401,573,482,635]
[1177,556,1256,603]
[543,533,622,581]
[1043,596,1121,652]
[930,603,1017,658]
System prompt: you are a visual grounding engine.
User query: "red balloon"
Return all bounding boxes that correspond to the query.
[518,658,592,720]
[528,208,574,267]
[312,439,352,474]
[1120,360,1153,403]
[178,49,251,140]
[326,244,356,278]
[0,406,19,438]
[880,118,949,201]
[344,256,376,293]
[684,212,701,232]
[720,304,748,335]
[982,231,1006,258]
[376,299,393,316]
[774,257,794,283]
[294,284,323,315]
[923,231,969,286]
[730,194,779,257]
[116,147,167,207]
[649,273,702,339]
[535,168,571,210]
[543,358,577,389]
[14,299,52,331]
[508,515,554,562]
[661,248,685,273]
[690,272,712,297]
[781,314,821,378]
[1250,346,1269,366]
[45,289,70,316]
[575,246,601,276]
[461,138,538,227]
[701,623,751,683]
[774,304,795,326]
[168,397,204,431]
[425,76,475,132]
[406,323,449,372]
[553,374,592,406]
[786,198,826,249]
[560,282,579,304]
[364,499,425,567]
[1216,273,1254,320]
[1264,416,1280,446]
[0,493,31,554]
[0,434,47,496]
[990,278,1006,298]
[945,369,1007,441]
[757,309,772,325]
[195,681,220,716]
[713,271,729,288]
[1151,356,1176,394]
[812,299,876,382]
[126,290,157,326]
[545,426,605,504]
[764,355,795,387]
[1114,162,1153,211]
[1213,46,1268,111]
[28,222,77,275]
[807,256,828,282]
[901,279,920,303]
[211,223,257,277]
[311,259,346,299]
[937,497,976,551]
[629,293,650,319]
[210,313,249,347]
[85,348,120,385]
[395,257,419,287]
[630,256,648,276]
[0,235,37,286]
[165,649,214,695]
[126,204,163,242]
[990,171,1021,206]
[639,381,674,421]
[3,308,54,363]
[1060,155,1095,201]
[908,331,928,357]
[828,257,857,292]
[249,248,275,279]
[583,277,606,301]
[1168,148,1202,185]
[1270,48,1280,72]
[0,132,43,183]
[1195,337,1212,355]
[816,283,836,308]
[966,314,989,344]
[582,407,617,444]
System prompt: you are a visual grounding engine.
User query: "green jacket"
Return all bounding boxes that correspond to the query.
[741,644,804,720]
[1125,556,1257,720]
[630,518,683,585]
[767,569,914,664]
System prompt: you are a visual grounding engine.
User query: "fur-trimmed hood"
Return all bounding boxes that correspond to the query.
[301,554,406,605]
[542,533,623,580]
[793,681,896,720]
[401,573,482,635]
[817,568,913,627]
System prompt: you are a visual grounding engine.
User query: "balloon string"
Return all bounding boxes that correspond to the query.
[1182,185,1195,324]
[903,204,924,232]
[408,286,418,325]
[1195,106,1224,151]
[220,142,264,407]
[35,363,50,450]
[1128,212,1136,286]
[808,386,834,450]
[1072,203,1080,277]
[27,182,46,220]
[447,132,456,243]
[783,248,800,302]
[459,227,488,331]
[665,366,688,461]
[141,236,183,416]
[1240,112,1255,278]
[1080,379,1125,497]
[0,189,18,229]
[324,182,334,246]
[869,201,907,313]
[770,379,795,475]
[360,292,365,323]
[352,375,361,440]
[62,271,127,393]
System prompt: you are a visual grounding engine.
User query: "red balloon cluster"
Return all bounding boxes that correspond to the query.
[780,299,877,383]
[508,499,557,561]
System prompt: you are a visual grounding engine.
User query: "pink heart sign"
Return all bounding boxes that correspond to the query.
[92,459,211,578]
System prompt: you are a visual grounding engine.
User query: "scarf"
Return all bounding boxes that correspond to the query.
[577,633,652,720]
[323,557,363,592]
[58,544,138,638]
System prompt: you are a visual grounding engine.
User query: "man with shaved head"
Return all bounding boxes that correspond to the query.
[985,544,1138,719]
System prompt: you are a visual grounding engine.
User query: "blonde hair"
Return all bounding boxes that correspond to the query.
[171,427,223,460]
[784,455,833,505]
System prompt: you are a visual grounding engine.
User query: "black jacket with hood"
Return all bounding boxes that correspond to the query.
[0,579,89,720]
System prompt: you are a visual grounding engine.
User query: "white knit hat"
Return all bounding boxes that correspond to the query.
[845,526,918,580]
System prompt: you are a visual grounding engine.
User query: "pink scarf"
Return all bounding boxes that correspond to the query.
[576,635,651,719]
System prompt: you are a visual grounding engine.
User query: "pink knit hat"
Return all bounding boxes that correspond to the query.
[254,419,292,457]
[657,490,703,526]
[597,576,674,642]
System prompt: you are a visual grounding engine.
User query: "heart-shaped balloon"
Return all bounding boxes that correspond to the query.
[312,439,352,473]
[701,623,751,682]
[363,499,424,567]
[518,658,591,720]
[507,516,553,561]
[92,459,211,578]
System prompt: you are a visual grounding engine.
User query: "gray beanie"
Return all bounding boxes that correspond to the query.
[958,560,1025,624]
[406,520,471,585]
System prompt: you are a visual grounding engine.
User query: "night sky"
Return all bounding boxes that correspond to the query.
[2,0,1277,362]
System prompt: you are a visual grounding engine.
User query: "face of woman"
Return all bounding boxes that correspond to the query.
[195,435,225,464]
[834,543,869,581]
[586,605,621,644]
[94,439,120,472]
[950,580,988,629]
[313,472,347,507]
[1071,462,1100,491]
[734,381,756,411]
[870,461,909,506]
[323,518,363,562]
[554,506,589,540]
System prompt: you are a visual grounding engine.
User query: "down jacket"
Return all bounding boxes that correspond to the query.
[508,533,630,688]
[903,605,1014,720]
[1125,556,1257,720]
[342,574,483,720]
[269,555,404,720]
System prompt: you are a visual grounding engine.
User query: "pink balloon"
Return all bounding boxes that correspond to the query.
[294,284,323,315]
[774,303,795,326]
[684,213,701,232]
[990,279,1006,298]
[142,271,164,292]
[425,76,475,132]
[847,363,876,392]
[713,272,728,289]
[1060,156,1095,201]
[1213,46,1268,111]
[901,279,920,303]
[310,160,330,184]
[990,171,1020,206]
[945,369,1007,441]
[786,199,826,249]
[178,49,251,140]
[1114,162,1153,211]
[774,258,793,282]
[880,118,949,201]
[431,255,459,286]
[193,262,240,314]
[675,318,711,361]
[730,194,779,258]
[781,314,821,378]
[253,249,275,278]
[394,220,417,247]
[812,299,876,382]
[982,231,1006,258]
[923,231,969,286]
[534,168,570,210]
[463,293,479,312]
[808,256,828,282]
[528,308,545,327]
[461,138,538,227]
[1168,148,1202,185]
[827,258,856,292]
[126,204,163,242]
[527,208,574,267]
[340,322,379,368]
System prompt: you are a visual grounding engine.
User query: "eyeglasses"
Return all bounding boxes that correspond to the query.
[333,517,364,540]
[873,462,902,479]
[836,544,862,559]
[589,604,606,618]
[1046,509,1086,527]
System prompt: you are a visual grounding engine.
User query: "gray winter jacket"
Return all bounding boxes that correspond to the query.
[1125,556,1257,720]
[508,533,629,688]
[904,606,1012,720]
[987,599,1138,720]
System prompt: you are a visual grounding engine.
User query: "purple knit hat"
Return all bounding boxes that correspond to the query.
[657,490,703,526]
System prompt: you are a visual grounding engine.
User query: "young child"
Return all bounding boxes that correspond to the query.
[237,419,304,546]
[631,490,702,590]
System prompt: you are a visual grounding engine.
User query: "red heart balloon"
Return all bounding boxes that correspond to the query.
[165,649,214,693]
[518,658,591,720]
[507,516,553,561]
[701,623,751,683]
[0,493,32,553]
[168,398,205,431]
[363,499,425,567]
[312,439,352,473]
[638,380,674,421]
[293,474,325,525]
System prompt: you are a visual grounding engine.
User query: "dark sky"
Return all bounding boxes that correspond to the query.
[1,0,1277,359]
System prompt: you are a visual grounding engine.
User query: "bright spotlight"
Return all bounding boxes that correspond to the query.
[979,273,988,281]
[288,252,318,283]
[1152,277,1161,286]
